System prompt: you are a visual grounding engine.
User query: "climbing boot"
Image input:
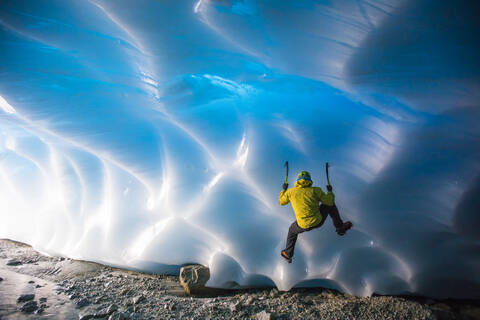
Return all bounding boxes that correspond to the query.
[336,221,353,236]
[281,250,292,263]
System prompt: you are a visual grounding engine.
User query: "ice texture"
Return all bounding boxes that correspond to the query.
[0,0,479,298]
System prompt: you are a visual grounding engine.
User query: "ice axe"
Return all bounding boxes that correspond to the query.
[284,161,289,184]
[326,162,331,186]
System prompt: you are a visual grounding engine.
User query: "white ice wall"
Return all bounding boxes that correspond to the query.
[0,0,479,298]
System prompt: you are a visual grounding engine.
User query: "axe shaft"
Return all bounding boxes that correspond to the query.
[285,161,289,184]
[326,162,331,186]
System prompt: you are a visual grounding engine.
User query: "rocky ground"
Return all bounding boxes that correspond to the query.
[1,239,479,320]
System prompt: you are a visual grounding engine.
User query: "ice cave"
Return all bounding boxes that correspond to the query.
[0,0,479,299]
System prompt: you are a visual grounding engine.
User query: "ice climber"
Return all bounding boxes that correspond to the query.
[279,171,352,263]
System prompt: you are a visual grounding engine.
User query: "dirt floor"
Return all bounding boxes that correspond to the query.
[0,239,479,320]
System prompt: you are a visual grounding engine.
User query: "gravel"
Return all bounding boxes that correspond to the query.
[17,293,35,302]
[6,259,23,266]
[2,239,479,320]
[21,300,38,313]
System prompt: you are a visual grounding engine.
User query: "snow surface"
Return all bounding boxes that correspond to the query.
[0,0,479,298]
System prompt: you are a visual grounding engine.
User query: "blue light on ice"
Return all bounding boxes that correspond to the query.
[0,0,479,298]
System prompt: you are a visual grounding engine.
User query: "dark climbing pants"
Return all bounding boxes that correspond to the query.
[283,204,344,258]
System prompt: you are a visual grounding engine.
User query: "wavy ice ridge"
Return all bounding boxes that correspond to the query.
[0,0,479,298]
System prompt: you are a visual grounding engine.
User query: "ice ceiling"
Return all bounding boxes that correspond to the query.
[1,0,479,298]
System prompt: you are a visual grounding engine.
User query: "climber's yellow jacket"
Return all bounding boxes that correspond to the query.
[279,179,335,229]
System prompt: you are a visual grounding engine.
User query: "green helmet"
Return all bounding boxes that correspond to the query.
[297,171,311,181]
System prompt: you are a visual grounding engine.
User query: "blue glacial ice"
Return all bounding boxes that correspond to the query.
[0,0,479,298]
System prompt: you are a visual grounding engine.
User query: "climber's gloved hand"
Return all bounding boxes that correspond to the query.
[282,183,289,191]
[327,185,333,192]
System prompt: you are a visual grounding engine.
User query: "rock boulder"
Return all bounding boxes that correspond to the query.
[179,264,210,295]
